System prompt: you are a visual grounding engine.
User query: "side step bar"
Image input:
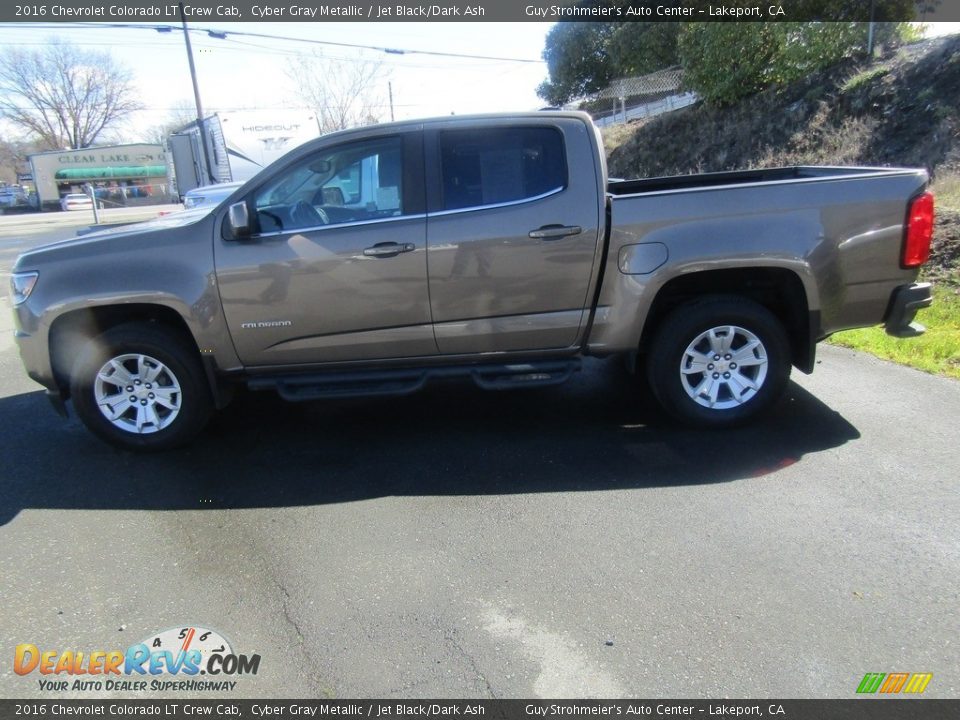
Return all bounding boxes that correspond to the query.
[246,359,581,402]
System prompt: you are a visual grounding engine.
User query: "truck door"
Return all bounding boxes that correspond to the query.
[214,132,435,366]
[425,120,601,354]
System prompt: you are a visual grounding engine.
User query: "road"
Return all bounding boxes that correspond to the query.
[0,212,957,699]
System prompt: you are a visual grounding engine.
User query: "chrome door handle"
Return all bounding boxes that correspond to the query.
[528,225,582,240]
[363,242,415,257]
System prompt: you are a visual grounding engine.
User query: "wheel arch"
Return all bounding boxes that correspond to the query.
[48,304,202,398]
[639,267,818,373]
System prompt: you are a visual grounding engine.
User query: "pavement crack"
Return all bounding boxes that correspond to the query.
[444,629,497,698]
[269,575,327,696]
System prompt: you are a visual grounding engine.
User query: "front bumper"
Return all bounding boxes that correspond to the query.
[12,303,57,392]
[884,282,933,338]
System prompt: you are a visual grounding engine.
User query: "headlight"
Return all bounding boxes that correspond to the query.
[10,271,38,306]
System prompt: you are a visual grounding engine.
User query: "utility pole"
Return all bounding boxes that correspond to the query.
[388,81,395,122]
[179,2,215,184]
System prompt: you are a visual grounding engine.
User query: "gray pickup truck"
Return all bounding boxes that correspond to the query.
[10,112,934,451]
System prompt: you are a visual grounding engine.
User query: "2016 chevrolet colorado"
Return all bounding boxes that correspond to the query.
[10,112,934,450]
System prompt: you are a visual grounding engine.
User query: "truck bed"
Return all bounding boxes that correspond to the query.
[589,164,929,356]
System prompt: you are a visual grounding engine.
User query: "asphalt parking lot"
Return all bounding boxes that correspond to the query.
[0,213,957,699]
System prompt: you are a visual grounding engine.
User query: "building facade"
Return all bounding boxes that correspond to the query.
[29,144,171,211]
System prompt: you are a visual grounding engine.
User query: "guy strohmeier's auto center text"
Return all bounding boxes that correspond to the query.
[526,4,784,18]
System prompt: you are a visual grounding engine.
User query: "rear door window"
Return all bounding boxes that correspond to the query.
[438,127,567,211]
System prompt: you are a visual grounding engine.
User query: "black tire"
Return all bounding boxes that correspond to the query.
[646,296,791,428]
[70,323,213,451]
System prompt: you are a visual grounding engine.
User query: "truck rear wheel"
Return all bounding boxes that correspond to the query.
[70,323,213,451]
[646,297,790,427]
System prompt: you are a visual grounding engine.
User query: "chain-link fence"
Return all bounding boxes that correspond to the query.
[595,67,685,101]
[592,92,698,127]
[574,67,698,127]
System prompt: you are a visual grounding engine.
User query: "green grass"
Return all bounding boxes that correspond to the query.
[840,65,890,94]
[829,287,960,379]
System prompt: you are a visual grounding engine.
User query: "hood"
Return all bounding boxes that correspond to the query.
[18,207,214,258]
[14,207,217,269]
[76,206,213,241]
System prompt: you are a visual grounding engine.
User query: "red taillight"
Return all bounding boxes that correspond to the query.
[903,192,934,268]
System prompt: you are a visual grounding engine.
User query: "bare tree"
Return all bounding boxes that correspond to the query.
[0,40,142,150]
[144,99,201,146]
[0,137,36,184]
[287,53,387,133]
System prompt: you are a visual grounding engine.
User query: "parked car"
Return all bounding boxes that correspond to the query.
[60,193,93,212]
[11,112,934,450]
[182,181,244,210]
[0,185,28,208]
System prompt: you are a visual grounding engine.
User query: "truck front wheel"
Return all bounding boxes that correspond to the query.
[70,323,213,451]
[646,297,791,427]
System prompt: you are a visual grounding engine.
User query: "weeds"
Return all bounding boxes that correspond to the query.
[840,65,891,94]
[932,171,960,212]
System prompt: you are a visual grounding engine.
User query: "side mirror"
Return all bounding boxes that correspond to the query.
[227,202,251,238]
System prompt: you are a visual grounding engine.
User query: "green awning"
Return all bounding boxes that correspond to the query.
[55,165,167,180]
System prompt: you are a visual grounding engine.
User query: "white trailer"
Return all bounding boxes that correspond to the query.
[167,110,322,198]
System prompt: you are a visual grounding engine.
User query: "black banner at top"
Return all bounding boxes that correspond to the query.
[0,0,958,23]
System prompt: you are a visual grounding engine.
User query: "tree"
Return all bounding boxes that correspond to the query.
[607,23,681,78]
[536,22,681,106]
[537,23,618,106]
[536,1,921,107]
[0,40,142,150]
[677,23,783,106]
[678,20,919,106]
[287,53,386,133]
[0,137,38,185]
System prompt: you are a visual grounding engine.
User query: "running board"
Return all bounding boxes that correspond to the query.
[246,360,580,402]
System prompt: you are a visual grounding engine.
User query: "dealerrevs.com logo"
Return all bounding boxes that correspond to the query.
[14,626,260,693]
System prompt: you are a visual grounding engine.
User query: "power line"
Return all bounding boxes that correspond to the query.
[4,103,428,111]
[1,21,545,64]
[214,35,520,70]
[0,26,540,69]
[1,37,525,73]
